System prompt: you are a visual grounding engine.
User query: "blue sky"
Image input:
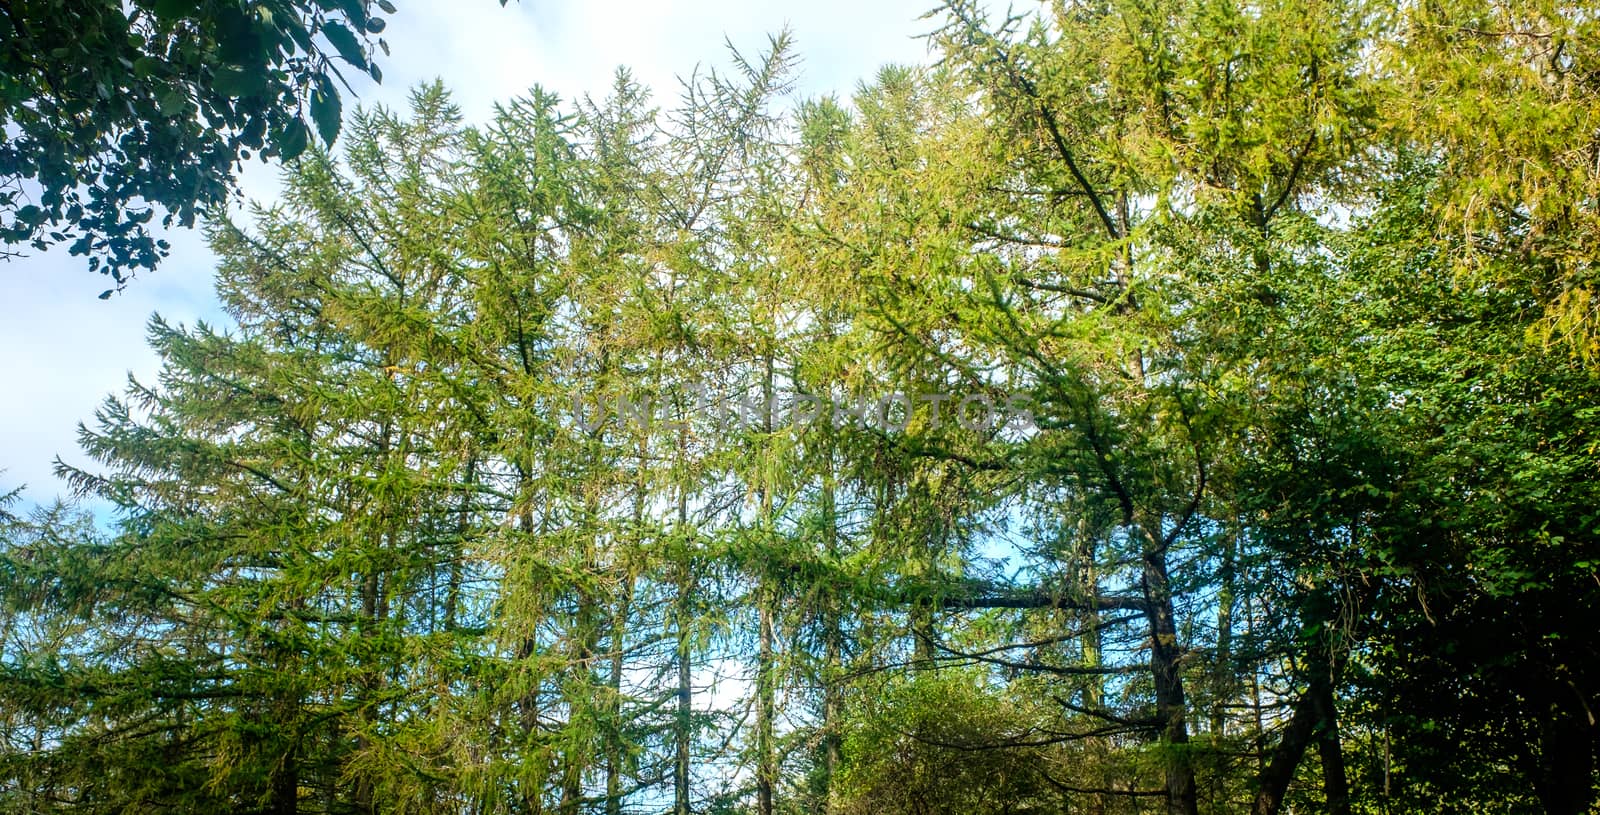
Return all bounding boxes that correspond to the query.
[0,0,938,508]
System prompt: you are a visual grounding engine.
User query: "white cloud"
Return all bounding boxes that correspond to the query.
[0,0,935,508]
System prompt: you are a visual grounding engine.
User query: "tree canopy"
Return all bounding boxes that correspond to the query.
[0,0,463,289]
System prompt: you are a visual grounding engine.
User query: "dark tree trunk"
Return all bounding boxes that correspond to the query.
[1141,541,1199,815]
[1314,681,1350,815]
[1530,706,1597,815]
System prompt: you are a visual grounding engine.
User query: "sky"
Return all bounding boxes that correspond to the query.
[0,0,940,508]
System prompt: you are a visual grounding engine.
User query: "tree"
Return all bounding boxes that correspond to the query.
[1384,0,1600,365]
[0,0,468,288]
[1289,166,1600,815]
[779,2,1385,812]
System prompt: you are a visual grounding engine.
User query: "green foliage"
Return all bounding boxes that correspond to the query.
[837,671,1059,815]
[0,0,438,284]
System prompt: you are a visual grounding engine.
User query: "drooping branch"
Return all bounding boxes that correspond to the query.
[939,1,1122,242]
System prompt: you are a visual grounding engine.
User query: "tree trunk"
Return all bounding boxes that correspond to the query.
[606,487,643,815]
[561,497,606,815]
[757,599,776,815]
[1253,640,1352,815]
[820,472,843,813]
[1140,537,1199,815]
[675,473,693,815]
[517,504,546,815]
[1530,705,1597,815]
[1213,528,1236,738]
[268,717,299,815]
[603,588,631,815]
[1252,679,1323,815]
[1314,680,1350,815]
[754,353,777,815]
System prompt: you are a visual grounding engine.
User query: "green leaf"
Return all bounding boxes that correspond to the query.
[310,80,342,146]
[377,0,397,12]
[157,87,187,115]
[152,0,195,19]
[211,65,255,97]
[333,0,368,24]
[320,22,367,70]
[277,119,310,160]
